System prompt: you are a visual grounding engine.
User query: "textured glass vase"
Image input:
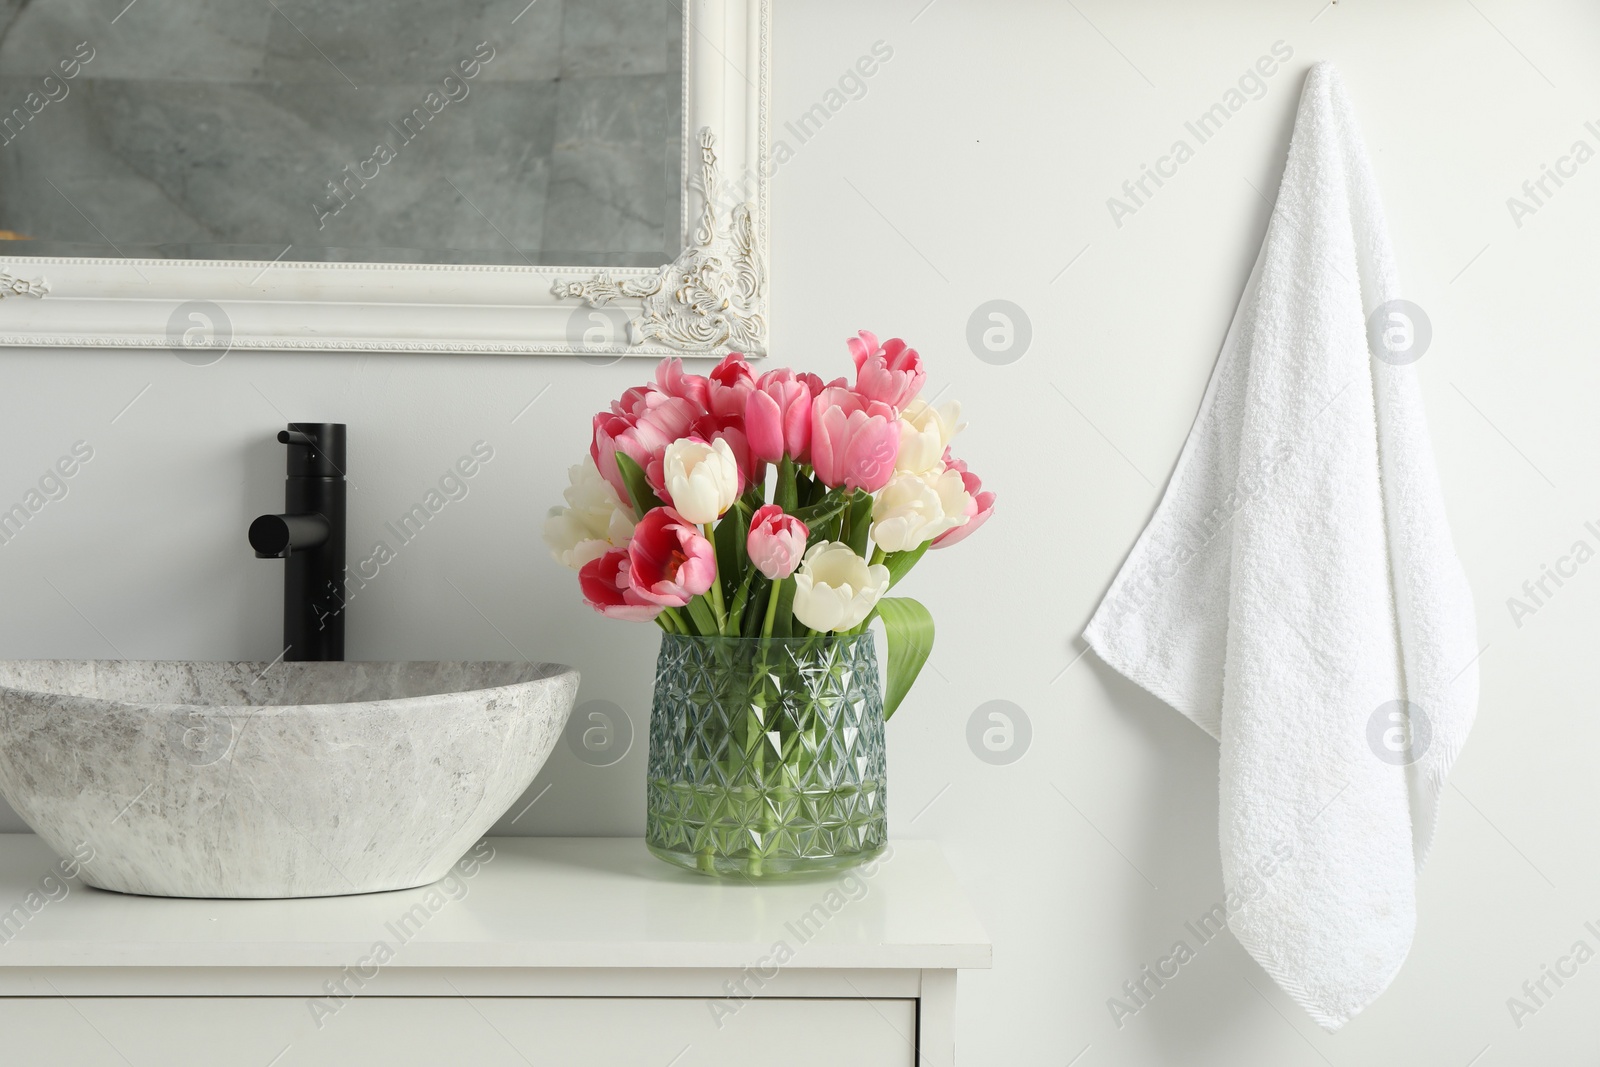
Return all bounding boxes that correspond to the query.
[645,633,888,878]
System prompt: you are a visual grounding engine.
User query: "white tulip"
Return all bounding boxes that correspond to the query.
[792,541,891,633]
[543,460,636,570]
[894,396,964,475]
[870,469,972,553]
[661,437,740,524]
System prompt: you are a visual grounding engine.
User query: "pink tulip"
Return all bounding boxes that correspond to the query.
[579,548,662,621]
[747,504,808,580]
[711,422,756,486]
[848,330,925,410]
[707,353,756,419]
[810,386,901,493]
[930,453,995,549]
[591,390,698,501]
[627,507,716,606]
[800,371,846,396]
[745,368,813,465]
[654,357,711,414]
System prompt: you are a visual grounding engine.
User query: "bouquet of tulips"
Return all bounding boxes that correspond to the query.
[544,332,994,715]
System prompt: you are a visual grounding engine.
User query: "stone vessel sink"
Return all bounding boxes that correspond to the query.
[0,660,578,898]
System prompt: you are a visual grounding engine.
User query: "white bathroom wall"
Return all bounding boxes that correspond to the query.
[1,1,1597,1063]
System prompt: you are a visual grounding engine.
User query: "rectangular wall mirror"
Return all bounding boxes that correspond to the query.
[0,0,768,357]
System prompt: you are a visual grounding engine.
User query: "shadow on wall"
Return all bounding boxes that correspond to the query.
[1085,654,1286,1056]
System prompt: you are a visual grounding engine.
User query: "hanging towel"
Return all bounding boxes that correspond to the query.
[1083,62,1478,1030]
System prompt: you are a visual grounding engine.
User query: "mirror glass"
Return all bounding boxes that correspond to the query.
[0,0,683,267]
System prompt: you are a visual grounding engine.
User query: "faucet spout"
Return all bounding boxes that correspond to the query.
[248,513,330,559]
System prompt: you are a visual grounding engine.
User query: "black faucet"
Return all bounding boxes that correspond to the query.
[248,423,346,662]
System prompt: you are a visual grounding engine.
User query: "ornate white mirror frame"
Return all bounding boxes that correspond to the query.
[0,0,769,358]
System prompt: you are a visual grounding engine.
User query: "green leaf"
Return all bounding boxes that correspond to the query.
[845,491,874,558]
[799,472,825,508]
[613,453,665,516]
[726,568,756,632]
[776,456,798,513]
[713,500,748,592]
[769,576,797,638]
[794,489,848,525]
[685,594,720,636]
[876,597,934,720]
[883,541,930,589]
[743,579,771,637]
[796,492,850,547]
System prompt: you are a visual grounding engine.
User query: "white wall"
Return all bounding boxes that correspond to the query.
[1,1,1597,1063]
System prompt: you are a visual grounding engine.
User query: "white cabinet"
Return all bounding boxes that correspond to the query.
[0,996,919,1066]
[0,836,989,1066]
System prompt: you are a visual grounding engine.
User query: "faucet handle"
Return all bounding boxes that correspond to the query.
[277,423,346,479]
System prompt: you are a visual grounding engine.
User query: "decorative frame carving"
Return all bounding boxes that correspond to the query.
[552,127,765,353]
[0,272,48,299]
[0,0,769,358]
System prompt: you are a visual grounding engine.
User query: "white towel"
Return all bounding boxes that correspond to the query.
[1083,63,1478,1030]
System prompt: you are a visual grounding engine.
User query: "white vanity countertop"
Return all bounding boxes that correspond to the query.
[0,835,991,972]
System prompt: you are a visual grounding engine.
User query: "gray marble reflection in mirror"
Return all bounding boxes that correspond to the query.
[0,0,683,266]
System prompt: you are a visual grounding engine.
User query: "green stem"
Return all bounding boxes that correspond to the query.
[703,524,729,634]
[710,583,728,634]
[761,577,783,638]
[727,568,756,635]
[870,545,886,566]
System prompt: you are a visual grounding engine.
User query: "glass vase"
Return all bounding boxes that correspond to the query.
[645,633,888,878]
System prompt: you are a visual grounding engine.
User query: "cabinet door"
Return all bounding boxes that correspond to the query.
[0,995,917,1066]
